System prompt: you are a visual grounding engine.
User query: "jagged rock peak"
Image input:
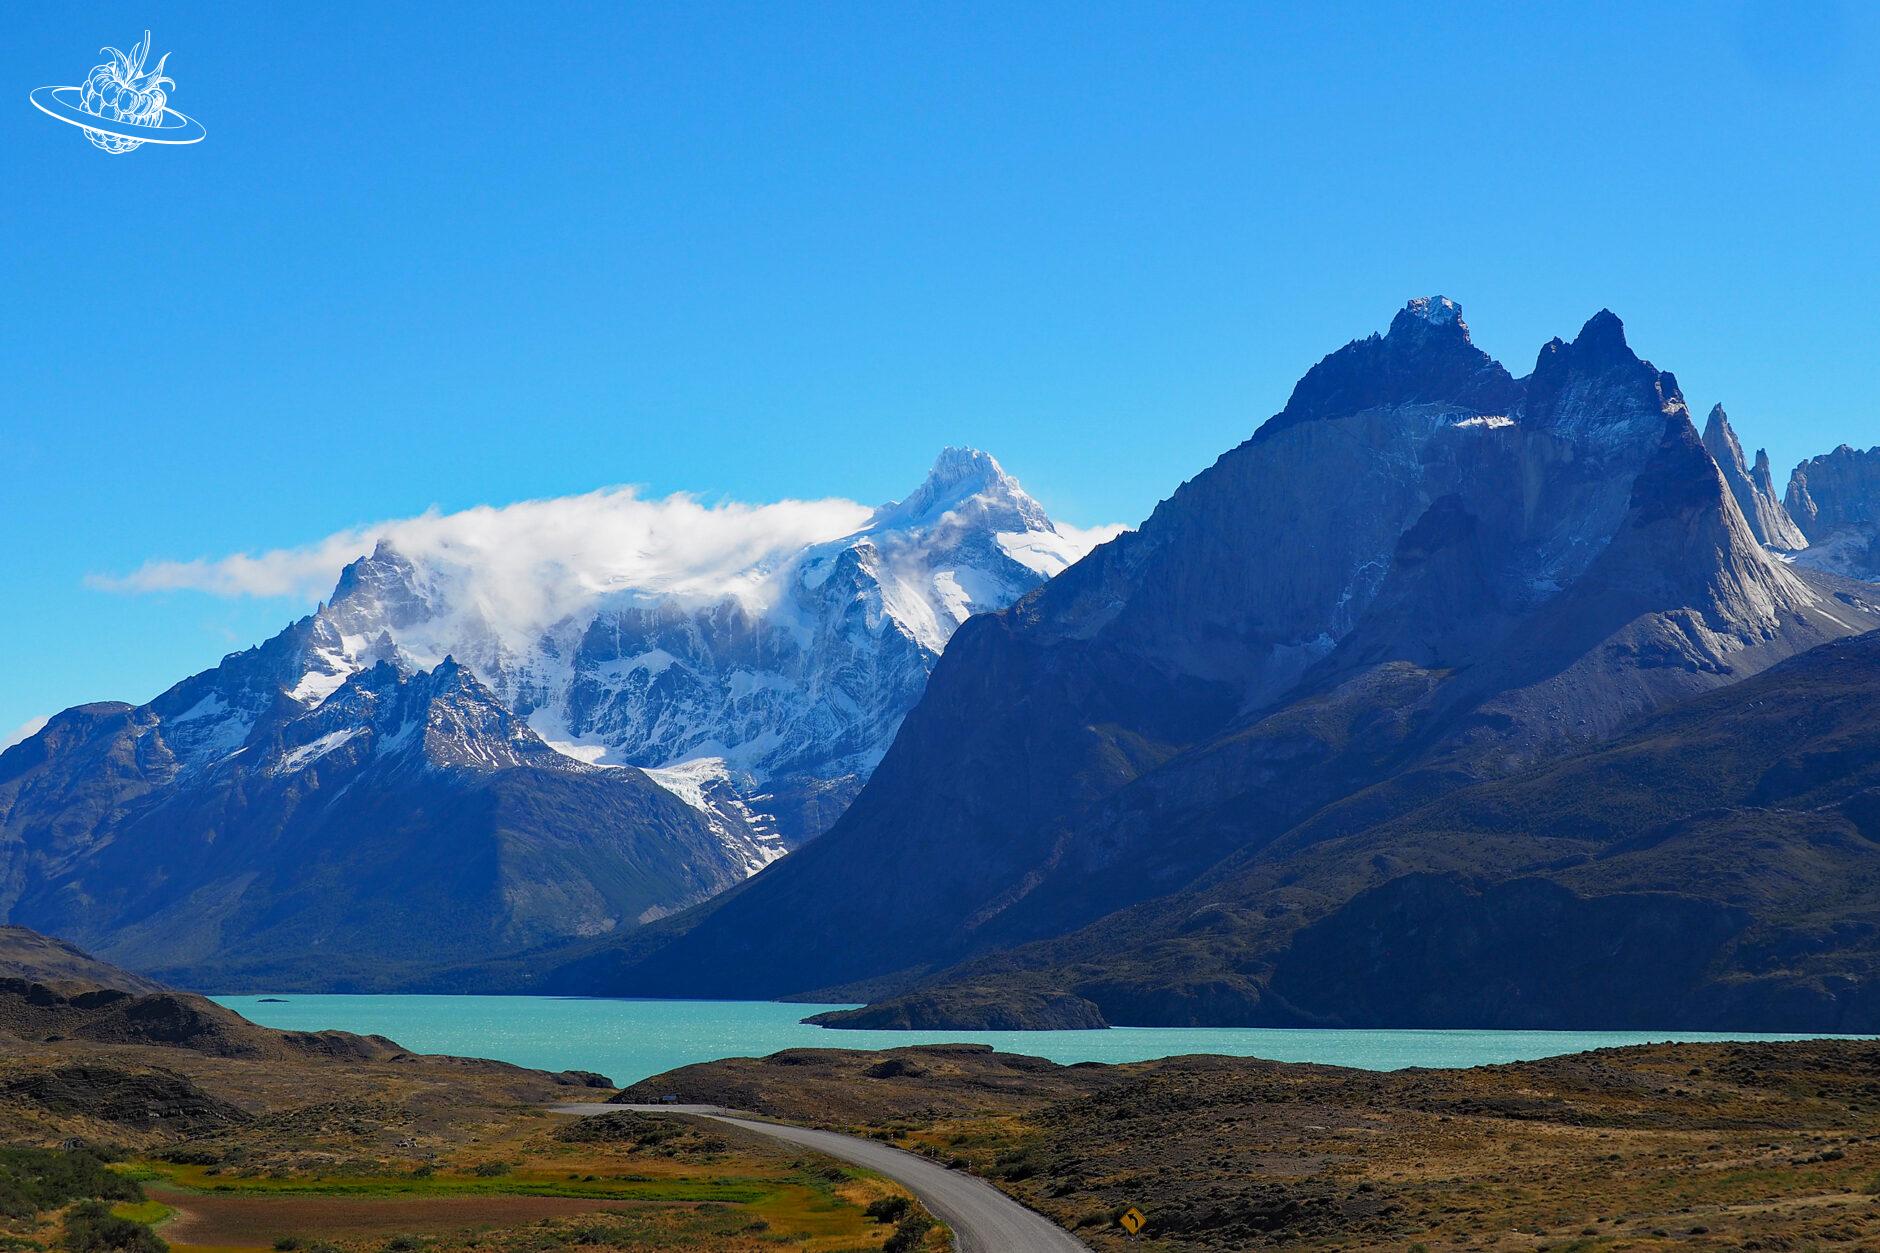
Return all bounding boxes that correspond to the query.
[1786,445,1880,569]
[1703,404,1748,470]
[1572,308,1632,361]
[1530,309,1648,377]
[1521,307,1688,443]
[1260,297,1518,439]
[325,541,430,636]
[1701,405,1808,550]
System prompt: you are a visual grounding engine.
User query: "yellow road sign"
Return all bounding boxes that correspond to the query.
[1119,1206,1147,1234]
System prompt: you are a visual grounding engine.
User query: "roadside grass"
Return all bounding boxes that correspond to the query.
[120,1142,934,1252]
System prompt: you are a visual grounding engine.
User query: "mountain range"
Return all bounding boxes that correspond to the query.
[11,296,1880,1029]
[0,451,1102,988]
[535,298,1880,1032]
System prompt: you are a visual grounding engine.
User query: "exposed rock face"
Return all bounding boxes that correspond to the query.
[0,659,749,990]
[0,1063,251,1134]
[1788,445,1880,581]
[557,299,1880,1019]
[1702,405,1809,549]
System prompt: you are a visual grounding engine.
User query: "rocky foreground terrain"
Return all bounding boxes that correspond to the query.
[0,929,937,1252]
[622,1040,1880,1251]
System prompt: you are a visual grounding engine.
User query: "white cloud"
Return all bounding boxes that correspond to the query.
[1,716,49,751]
[90,486,880,629]
[88,477,1128,658]
[1051,520,1130,553]
[93,527,389,600]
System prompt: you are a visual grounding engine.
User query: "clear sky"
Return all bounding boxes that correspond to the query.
[4,1,1879,741]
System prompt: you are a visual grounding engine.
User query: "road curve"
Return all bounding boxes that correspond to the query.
[552,1102,1088,1253]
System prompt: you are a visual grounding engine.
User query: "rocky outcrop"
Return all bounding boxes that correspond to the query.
[1788,445,1880,580]
[1702,405,1808,549]
[0,1064,251,1134]
[803,988,1108,1031]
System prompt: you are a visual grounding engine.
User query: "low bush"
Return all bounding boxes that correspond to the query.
[883,1214,935,1253]
[0,1149,142,1220]
[990,1146,1045,1181]
[865,1196,912,1223]
[60,1200,165,1253]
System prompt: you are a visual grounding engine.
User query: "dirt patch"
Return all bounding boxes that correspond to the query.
[151,1186,641,1245]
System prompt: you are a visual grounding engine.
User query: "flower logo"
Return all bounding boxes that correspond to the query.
[31,31,205,154]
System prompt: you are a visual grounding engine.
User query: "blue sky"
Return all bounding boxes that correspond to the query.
[4,1,1879,740]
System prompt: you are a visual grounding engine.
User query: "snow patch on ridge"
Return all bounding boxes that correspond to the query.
[274,727,362,774]
[642,757,788,875]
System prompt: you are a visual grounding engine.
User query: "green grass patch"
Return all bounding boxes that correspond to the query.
[62,1200,165,1253]
[110,1200,174,1226]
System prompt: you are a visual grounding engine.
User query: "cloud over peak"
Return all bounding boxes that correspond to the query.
[90,486,881,626]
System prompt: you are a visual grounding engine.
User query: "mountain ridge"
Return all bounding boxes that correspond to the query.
[550,298,1880,1029]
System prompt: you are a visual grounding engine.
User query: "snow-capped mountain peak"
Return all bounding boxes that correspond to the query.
[158,450,1109,851]
[873,446,1051,534]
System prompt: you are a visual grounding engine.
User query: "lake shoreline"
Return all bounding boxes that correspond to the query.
[215,993,1873,1089]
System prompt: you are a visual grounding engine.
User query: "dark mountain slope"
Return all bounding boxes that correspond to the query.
[831,624,1880,1031]
[0,660,744,990]
[557,300,1880,1008]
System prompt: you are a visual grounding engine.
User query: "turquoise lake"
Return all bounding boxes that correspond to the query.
[213,995,1861,1088]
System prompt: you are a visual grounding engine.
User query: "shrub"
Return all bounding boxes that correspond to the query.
[271,1241,300,1251]
[157,1149,219,1167]
[990,1147,1044,1181]
[470,1162,510,1177]
[0,1149,143,1221]
[883,1214,935,1253]
[60,1200,166,1253]
[865,1196,912,1224]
